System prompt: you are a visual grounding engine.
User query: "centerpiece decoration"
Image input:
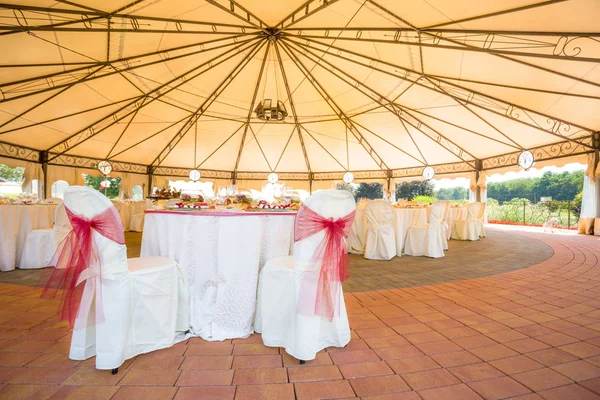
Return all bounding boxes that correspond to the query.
[175,193,211,209]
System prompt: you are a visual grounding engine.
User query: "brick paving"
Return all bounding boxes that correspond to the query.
[0,226,599,399]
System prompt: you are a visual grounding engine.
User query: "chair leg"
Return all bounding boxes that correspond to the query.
[299,360,305,365]
[111,368,119,375]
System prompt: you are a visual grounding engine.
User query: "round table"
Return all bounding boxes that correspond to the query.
[0,204,57,271]
[141,209,296,340]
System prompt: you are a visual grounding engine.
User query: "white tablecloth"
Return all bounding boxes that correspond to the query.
[141,210,296,341]
[112,201,146,232]
[349,207,428,257]
[0,204,57,271]
[446,207,468,240]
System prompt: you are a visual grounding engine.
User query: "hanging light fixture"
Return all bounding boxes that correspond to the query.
[268,172,279,184]
[255,41,288,122]
[189,117,201,181]
[343,171,354,183]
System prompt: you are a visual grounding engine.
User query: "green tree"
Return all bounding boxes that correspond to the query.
[83,175,122,199]
[395,180,434,200]
[436,187,468,201]
[0,164,24,182]
[336,183,357,198]
[355,182,383,200]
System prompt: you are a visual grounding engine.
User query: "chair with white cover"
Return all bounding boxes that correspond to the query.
[403,201,446,258]
[128,201,146,232]
[19,203,71,269]
[364,200,396,260]
[438,201,450,251]
[145,198,155,210]
[476,202,486,238]
[41,186,189,372]
[452,202,482,241]
[255,190,355,362]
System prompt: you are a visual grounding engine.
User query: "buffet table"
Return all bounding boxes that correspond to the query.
[141,209,296,340]
[0,204,57,271]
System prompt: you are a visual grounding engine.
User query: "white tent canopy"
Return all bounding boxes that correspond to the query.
[0,0,598,190]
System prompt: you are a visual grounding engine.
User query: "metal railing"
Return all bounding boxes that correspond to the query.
[487,200,580,229]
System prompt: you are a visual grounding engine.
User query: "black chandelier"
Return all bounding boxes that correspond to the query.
[255,99,288,121]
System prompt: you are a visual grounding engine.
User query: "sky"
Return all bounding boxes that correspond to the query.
[432,163,587,190]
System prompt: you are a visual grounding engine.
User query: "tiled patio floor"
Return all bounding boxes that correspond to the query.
[0,226,599,399]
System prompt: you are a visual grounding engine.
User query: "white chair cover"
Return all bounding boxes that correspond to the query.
[403,201,446,258]
[439,201,450,251]
[145,199,155,210]
[347,207,366,255]
[61,186,189,370]
[452,202,481,241]
[254,190,355,361]
[364,200,396,260]
[19,203,70,269]
[476,202,486,238]
[128,201,146,232]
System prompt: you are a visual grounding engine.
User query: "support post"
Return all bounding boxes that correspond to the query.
[40,151,48,200]
[309,173,313,194]
[232,172,237,185]
[147,166,153,197]
[475,159,483,202]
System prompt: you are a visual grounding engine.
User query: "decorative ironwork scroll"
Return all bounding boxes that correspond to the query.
[153,167,233,179]
[49,153,147,174]
[482,136,594,170]
[0,141,39,162]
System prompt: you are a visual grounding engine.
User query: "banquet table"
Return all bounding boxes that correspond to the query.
[445,206,468,240]
[0,204,57,271]
[348,207,428,257]
[112,200,146,232]
[141,209,296,341]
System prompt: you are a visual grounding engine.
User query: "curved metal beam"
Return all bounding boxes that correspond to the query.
[279,40,390,171]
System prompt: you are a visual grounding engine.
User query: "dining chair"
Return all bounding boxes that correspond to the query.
[403,201,447,258]
[42,186,189,373]
[451,202,482,241]
[19,202,71,269]
[255,190,355,362]
[364,199,396,260]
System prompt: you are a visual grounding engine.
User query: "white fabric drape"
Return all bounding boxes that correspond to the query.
[581,153,600,219]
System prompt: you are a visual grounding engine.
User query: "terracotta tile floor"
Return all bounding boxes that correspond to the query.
[0,226,599,399]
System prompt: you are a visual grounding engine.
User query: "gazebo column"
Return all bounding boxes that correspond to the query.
[579,132,600,234]
[40,151,48,200]
[309,173,313,194]
[475,160,483,202]
[147,166,153,197]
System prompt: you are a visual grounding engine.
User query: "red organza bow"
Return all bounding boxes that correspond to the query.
[41,206,125,328]
[294,204,355,321]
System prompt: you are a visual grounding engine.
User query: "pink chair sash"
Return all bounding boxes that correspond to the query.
[294,204,355,321]
[41,206,125,328]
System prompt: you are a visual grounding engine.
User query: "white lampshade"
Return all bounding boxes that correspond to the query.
[189,169,201,181]
[343,172,354,183]
[268,172,278,183]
